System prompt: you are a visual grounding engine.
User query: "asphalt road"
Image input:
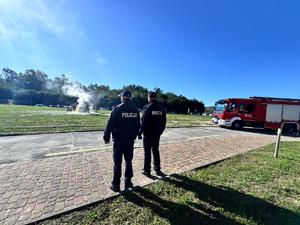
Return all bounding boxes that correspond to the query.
[0,127,288,164]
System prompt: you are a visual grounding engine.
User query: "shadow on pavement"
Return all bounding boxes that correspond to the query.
[123,174,300,225]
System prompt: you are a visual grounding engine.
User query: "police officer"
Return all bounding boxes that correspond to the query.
[139,91,166,177]
[103,90,140,192]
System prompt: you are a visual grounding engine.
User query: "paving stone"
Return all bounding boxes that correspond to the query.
[0,209,12,221]
[2,191,14,199]
[43,205,55,215]
[22,203,36,214]
[32,203,46,214]
[54,202,64,212]
[3,214,19,225]
[14,198,28,209]
[18,212,31,222]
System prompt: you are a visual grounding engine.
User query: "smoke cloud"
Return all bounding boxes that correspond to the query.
[62,82,102,112]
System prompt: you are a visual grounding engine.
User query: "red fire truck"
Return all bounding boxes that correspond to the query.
[212,97,300,134]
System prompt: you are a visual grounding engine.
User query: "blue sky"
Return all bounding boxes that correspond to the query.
[1,0,300,106]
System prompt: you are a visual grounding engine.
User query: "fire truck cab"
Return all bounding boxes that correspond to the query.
[212,97,300,134]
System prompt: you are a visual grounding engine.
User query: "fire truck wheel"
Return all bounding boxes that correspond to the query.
[282,124,297,135]
[232,120,244,130]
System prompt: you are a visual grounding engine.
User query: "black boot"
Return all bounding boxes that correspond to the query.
[124,179,134,190]
[141,170,151,177]
[155,170,166,177]
[109,182,120,192]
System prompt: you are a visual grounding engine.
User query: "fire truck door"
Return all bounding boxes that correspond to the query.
[240,103,257,122]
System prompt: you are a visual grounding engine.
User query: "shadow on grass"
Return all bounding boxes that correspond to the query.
[123,185,240,225]
[123,174,300,225]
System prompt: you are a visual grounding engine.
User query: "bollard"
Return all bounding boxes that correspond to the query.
[274,128,282,158]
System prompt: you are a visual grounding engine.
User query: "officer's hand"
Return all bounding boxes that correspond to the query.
[103,134,110,144]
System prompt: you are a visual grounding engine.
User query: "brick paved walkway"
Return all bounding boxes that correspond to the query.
[0,134,281,225]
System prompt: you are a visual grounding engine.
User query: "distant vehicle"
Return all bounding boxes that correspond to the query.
[34,104,46,107]
[212,96,300,134]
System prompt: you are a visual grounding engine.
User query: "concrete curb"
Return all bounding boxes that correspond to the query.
[0,129,105,137]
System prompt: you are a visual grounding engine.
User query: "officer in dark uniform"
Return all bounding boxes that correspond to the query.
[103,90,140,192]
[139,91,166,177]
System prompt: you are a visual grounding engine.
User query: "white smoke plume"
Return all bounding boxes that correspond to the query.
[62,82,102,112]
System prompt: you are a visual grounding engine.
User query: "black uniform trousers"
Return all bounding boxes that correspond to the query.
[143,135,161,173]
[112,141,134,186]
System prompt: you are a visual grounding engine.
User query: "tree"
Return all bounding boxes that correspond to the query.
[88,84,110,93]
[48,74,70,93]
[18,69,48,91]
[0,84,13,99]
[1,67,19,86]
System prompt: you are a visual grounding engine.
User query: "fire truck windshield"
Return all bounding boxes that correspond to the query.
[215,103,225,112]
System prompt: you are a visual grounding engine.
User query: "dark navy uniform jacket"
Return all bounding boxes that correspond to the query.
[139,100,166,137]
[103,100,140,144]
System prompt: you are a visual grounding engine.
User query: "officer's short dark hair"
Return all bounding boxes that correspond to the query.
[119,90,132,98]
[148,91,157,98]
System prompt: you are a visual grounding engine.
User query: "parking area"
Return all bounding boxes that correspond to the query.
[0,127,241,164]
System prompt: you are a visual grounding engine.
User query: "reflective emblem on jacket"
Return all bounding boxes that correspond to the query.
[152,111,163,116]
[122,112,138,118]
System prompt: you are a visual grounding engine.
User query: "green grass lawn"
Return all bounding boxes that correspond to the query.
[167,113,212,127]
[0,104,212,135]
[0,104,110,135]
[41,142,300,225]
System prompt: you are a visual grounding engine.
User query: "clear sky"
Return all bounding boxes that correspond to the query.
[1,0,300,106]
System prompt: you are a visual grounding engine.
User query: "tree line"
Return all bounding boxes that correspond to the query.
[0,67,205,114]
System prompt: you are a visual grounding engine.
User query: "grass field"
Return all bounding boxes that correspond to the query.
[0,104,213,135]
[41,142,300,225]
